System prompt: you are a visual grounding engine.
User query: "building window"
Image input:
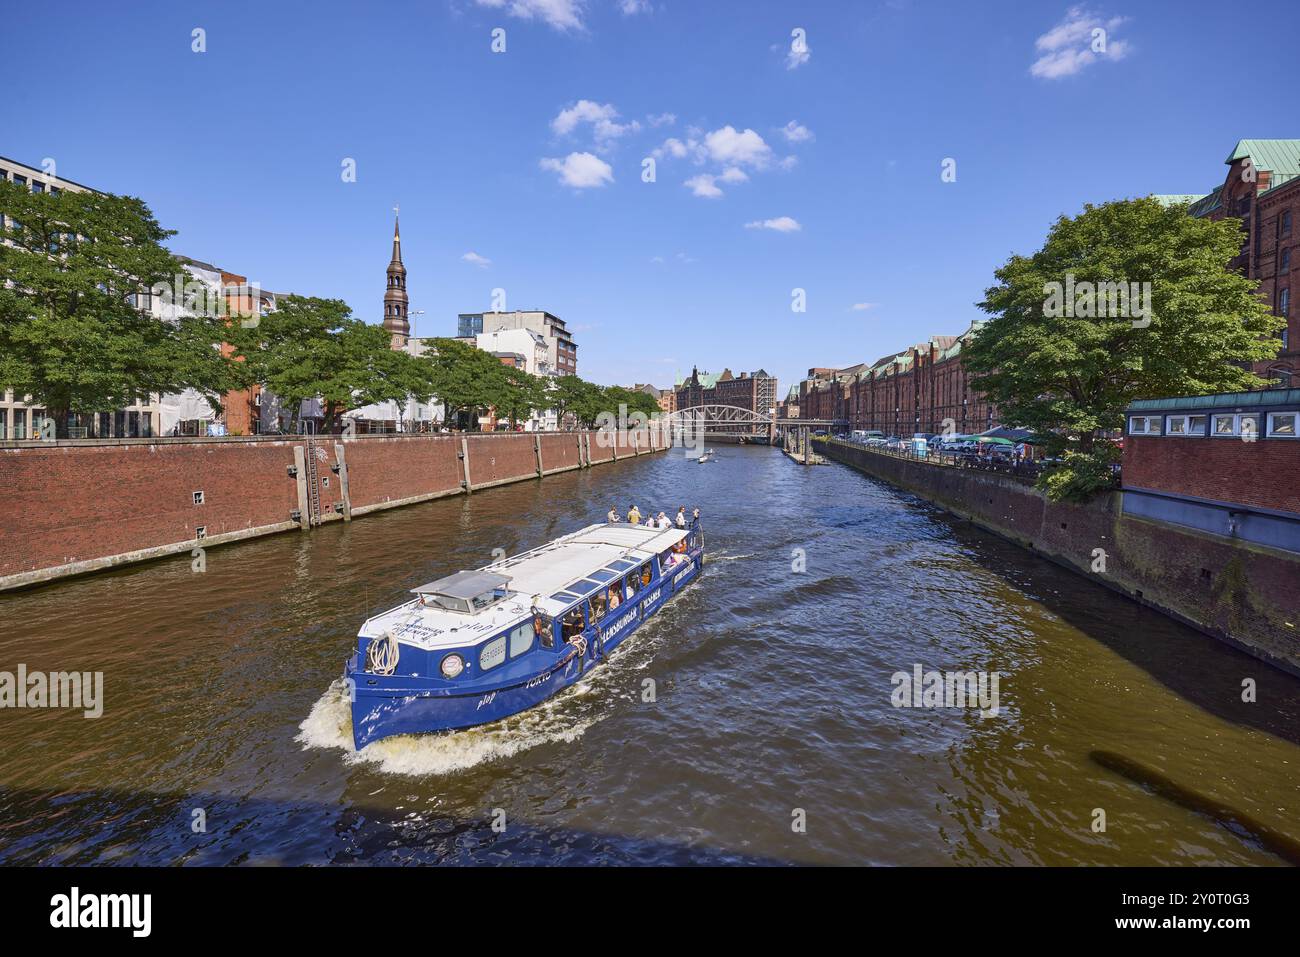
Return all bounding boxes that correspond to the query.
[1212,413,1260,437]
[1283,248,1292,273]
[1267,412,1297,437]
[1283,210,1293,238]
[1281,288,1290,317]
[1129,415,1161,435]
[1165,414,1206,436]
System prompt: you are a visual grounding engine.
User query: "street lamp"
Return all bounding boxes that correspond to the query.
[408,309,426,341]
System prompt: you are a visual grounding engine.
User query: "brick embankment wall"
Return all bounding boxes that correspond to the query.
[0,429,665,592]
[815,439,1300,674]
[1125,434,1300,514]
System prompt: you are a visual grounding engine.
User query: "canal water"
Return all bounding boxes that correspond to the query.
[1,445,1297,865]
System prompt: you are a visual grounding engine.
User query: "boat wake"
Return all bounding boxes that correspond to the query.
[296,677,605,778]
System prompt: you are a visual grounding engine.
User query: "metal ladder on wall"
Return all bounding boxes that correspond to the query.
[305,436,322,526]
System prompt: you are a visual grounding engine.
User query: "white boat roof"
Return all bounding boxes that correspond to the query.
[360,522,690,651]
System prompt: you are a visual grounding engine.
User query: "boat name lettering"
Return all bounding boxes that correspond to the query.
[476,691,497,710]
[601,611,637,643]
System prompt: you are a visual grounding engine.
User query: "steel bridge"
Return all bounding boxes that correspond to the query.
[666,405,845,443]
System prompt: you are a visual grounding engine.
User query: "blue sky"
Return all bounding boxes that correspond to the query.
[4,0,1296,394]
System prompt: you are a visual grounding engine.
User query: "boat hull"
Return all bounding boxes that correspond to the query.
[347,550,702,749]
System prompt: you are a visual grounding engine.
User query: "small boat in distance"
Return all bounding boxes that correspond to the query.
[344,519,705,749]
[697,449,716,463]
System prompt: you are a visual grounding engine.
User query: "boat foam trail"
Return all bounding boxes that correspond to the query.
[1089,749,1300,865]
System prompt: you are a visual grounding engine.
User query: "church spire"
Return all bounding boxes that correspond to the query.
[382,207,409,349]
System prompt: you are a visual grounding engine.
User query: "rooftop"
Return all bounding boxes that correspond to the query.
[1127,388,1300,413]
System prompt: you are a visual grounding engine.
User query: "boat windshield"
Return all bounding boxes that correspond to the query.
[422,586,510,613]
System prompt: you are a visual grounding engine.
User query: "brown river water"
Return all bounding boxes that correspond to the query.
[0,445,1297,865]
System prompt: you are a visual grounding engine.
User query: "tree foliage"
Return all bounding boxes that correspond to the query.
[229,296,419,433]
[963,197,1281,497]
[0,180,236,435]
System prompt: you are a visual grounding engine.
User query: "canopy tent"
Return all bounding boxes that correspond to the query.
[976,426,1040,444]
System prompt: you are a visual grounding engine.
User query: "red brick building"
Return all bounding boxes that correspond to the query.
[800,322,998,435]
[1156,139,1299,388]
[1123,388,1300,553]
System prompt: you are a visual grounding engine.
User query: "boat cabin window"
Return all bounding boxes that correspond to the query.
[589,569,616,583]
[624,571,639,598]
[421,586,510,614]
[561,607,585,641]
[480,636,506,671]
[590,589,609,621]
[508,621,534,658]
[607,585,622,611]
[640,563,653,588]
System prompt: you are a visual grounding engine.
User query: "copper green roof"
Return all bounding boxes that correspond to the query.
[1152,193,1209,208]
[1227,139,1300,194]
[675,372,720,389]
[1127,388,1300,414]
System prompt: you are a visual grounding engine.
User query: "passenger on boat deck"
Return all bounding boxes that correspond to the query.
[628,505,642,525]
[644,514,655,527]
[675,507,687,528]
[692,506,700,523]
[607,507,620,523]
[656,512,671,529]
[562,608,584,640]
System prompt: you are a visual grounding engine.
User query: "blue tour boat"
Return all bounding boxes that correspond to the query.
[343,519,705,749]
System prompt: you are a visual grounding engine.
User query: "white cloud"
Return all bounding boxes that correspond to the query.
[780,120,813,143]
[552,100,640,147]
[684,174,723,199]
[647,112,676,127]
[619,0,651,14]
[745,216,802,233]
[652,136,690,160]
[1030,7,1129,79]
[718,167,748,183]
[540,151,614,188]
[461,251,492,268]
[703,125,773,168]
[475,0,586,32]
[850,302,877,312]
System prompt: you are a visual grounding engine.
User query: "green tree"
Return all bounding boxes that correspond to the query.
[374,348,437,429]
[424,337,511,430]
[495,365,548,430]
[964,196,1281,499]
[0,180,236,436]
[552,374,596,429]
[230,296,406,433]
